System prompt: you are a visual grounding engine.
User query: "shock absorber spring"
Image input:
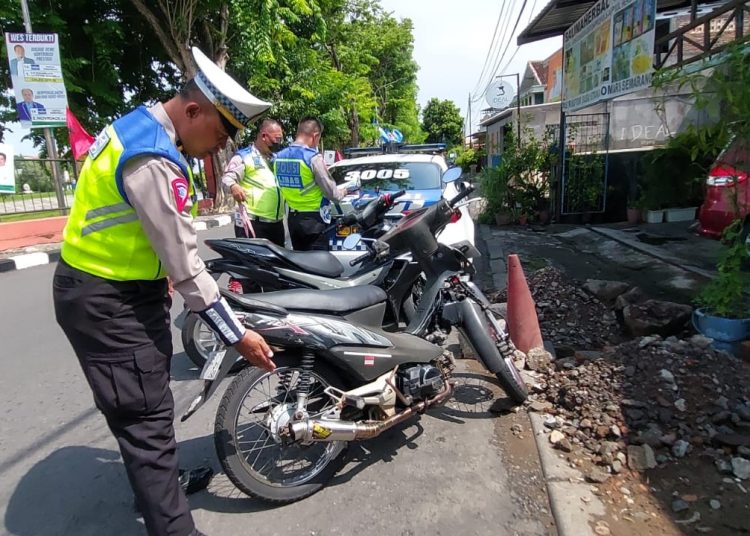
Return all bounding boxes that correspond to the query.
[295,351,316,418]
[298,352,315,395]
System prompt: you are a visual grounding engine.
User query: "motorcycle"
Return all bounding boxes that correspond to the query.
[181,170,528,503]
[179,188,472,369]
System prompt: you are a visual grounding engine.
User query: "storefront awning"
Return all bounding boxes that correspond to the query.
[517,0,706,45]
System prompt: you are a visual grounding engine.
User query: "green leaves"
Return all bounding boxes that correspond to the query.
[0,0,422,152]
[421,98,464,146]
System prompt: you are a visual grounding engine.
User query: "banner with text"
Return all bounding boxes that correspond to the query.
[5,33,68,128]
[0,143,16,194]
[563,0,655,112]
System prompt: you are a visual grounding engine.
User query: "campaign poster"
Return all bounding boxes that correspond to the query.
[563,0,656,112]
[5,33,68,128]
[0,143,16,194]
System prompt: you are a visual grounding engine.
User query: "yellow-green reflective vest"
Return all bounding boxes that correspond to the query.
[275,144,323,211]
[62,106,195,281]
[237,146,283,221]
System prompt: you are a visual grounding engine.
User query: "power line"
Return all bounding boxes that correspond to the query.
[472,0,518,100]
[470,2,508,96]
[496,0,538,77]
[488,0,529,84]
[472,0,527,102]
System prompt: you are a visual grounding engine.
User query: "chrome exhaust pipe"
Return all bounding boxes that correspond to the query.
[289,381,454,442]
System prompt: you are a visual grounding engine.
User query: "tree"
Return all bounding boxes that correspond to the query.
[421,98,464,146]
[0,0,424,154]
[0,0,182,152]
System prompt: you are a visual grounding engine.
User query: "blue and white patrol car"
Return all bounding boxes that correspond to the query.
[326,148,475,251]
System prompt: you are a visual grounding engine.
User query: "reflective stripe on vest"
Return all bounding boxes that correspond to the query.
[61,106,193,281]
[237,146,283,221]
[275,144,323,211]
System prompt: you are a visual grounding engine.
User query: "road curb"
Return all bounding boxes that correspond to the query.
[0,216,232,274]
[528,412,607,536]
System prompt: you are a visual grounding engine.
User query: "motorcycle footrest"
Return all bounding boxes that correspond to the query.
[342,394,366,410]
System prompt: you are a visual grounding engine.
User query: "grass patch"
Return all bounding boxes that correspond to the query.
[0,209,65,223]
[0,192,58,202]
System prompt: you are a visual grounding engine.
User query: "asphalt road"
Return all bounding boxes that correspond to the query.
[0,225,549,536]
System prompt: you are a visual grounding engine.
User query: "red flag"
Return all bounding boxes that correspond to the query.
[66,108,95,161]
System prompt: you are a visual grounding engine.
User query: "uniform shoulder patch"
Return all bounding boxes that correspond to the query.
[88,129,111,159]
[171,177,190,213]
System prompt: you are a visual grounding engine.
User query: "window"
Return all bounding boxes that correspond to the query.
[534,93,544,105]
[330,162,442,191]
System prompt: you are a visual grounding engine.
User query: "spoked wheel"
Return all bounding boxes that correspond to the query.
[181,313,245,372]
[214,355,348,503]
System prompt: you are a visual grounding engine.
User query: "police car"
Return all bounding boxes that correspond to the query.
[326,143,475,251]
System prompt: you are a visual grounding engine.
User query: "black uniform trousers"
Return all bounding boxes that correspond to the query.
[233,218,285,246]
[287,210,329,251]
[53,259,195,536]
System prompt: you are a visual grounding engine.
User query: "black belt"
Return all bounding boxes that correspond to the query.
[288,209,320,215]
[239,214,281,223]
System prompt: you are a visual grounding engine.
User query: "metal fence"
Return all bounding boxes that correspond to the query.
[0,157,77,216]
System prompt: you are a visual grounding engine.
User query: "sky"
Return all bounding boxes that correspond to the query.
[4,0,562,155]
[379,0,562,134]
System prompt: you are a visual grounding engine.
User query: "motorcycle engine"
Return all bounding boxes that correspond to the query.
[396,365,444,401]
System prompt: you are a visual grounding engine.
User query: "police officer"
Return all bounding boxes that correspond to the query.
[275,117,351,250]
[52,47,276,536]
[222,118,285,245]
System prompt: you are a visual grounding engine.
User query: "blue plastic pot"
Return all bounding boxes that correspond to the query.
[692,308,750,353]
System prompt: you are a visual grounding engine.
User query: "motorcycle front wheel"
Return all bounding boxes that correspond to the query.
[485,310,528,404]
[214,354,349,504]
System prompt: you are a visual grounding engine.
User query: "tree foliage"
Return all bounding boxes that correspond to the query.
[421,98,463,146]
[0,0,423,153]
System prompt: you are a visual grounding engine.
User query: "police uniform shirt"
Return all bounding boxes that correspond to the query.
[221,144,276,223]
[121,102,219,312]
[308,151,346,202]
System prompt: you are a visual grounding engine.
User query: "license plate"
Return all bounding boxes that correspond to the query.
[336,225,360,237]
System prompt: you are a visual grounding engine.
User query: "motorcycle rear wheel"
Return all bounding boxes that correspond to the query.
[214,354,348,503]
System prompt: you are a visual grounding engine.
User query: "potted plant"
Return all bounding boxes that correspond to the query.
[480,165,514,225]
[626,182,643,224]
[693,218,750,352]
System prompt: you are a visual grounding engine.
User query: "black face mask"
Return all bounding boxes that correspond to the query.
[269,142,284,153]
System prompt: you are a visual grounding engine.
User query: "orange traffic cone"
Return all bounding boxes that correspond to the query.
[506,254,543,353]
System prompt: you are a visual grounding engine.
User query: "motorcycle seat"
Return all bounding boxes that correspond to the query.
[263,241,345,278]
[233,285,387,314]
[220,289,289,316]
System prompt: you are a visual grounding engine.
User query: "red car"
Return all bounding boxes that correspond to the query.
[697,138,750,250]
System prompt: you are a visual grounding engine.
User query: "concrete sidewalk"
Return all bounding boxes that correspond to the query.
[0,217,68,252]
[0,214,233,272]
[475,221,728,305]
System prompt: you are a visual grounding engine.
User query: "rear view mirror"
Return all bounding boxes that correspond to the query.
[342,233,362,250]
[442,166,462,183]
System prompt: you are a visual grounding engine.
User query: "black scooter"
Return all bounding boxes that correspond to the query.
[182,167,528,504]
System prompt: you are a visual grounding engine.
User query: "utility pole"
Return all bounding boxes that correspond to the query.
[19,0,67,214]
[467,92,473,149]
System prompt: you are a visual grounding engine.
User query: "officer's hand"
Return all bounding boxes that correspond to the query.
[234,330,276,372]
[230,184,246,203]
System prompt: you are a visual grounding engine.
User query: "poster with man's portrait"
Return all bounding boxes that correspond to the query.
[5,33,68,128]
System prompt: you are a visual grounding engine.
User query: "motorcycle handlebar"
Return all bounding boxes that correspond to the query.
[349,251,371,267]
[449,186,475,208]
[388,190,406,204]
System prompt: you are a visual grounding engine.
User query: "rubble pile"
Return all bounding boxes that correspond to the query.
[530,334,750,482]
[494,267,623,350]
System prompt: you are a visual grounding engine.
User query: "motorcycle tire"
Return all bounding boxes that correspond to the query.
[215,353,349,504]
[181,313,245,373]
[458,300,528,404]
